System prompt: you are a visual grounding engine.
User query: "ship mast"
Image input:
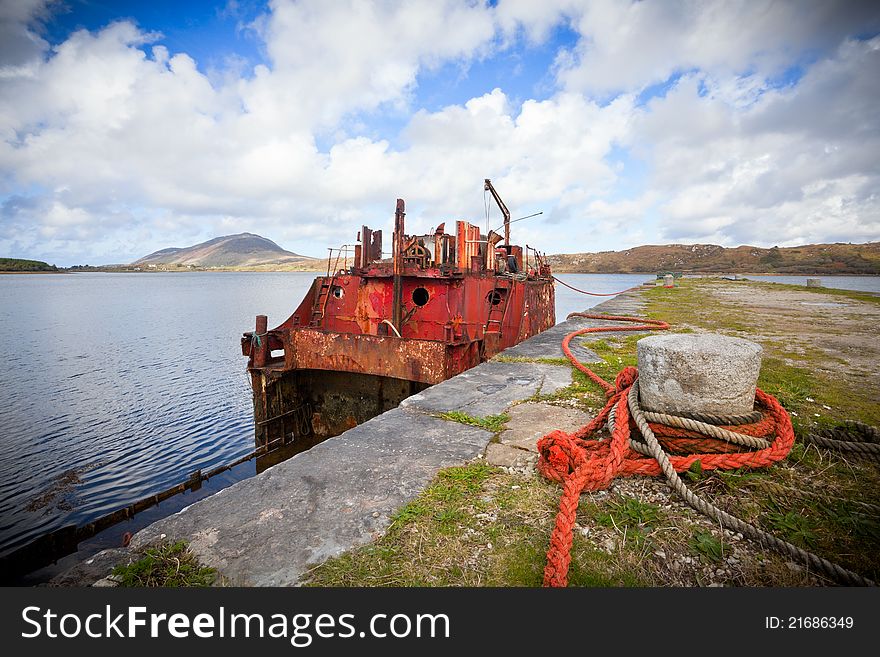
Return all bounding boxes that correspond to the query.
[392,198,405,332]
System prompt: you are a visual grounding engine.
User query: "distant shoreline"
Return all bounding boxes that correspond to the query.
[4,269,877,277]
[551,270,880,277]
[11,237,874,276]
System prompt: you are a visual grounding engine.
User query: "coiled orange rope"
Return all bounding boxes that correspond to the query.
[537,313,798,587]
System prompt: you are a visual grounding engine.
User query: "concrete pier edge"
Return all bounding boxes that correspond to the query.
[52,286,654,587]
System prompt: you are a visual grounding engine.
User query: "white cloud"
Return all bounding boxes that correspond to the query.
[245,0,496,130]
[0,0,878,265]
[555,0,880,96]
[389,89,632,236]
[495,0,578,45]
[635,36,880,247]
[0,0,55,79]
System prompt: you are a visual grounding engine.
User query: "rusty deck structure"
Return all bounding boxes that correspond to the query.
[242,180,555,465]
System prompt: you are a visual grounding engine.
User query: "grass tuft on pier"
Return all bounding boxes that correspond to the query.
[111,540,216,587]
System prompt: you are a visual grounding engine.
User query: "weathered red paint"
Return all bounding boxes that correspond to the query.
[282,328,451,384]
[242,186,555,453]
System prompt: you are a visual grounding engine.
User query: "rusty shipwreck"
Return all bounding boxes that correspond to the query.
[241,180,555,468]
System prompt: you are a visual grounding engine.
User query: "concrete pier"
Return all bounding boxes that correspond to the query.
[52,288,654,586]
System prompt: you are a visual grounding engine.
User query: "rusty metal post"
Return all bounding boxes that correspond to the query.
[372,230,382,261]
[392,199,405,332]
[456,220,466,269]
[254,314,268,368]
[283,329,296,370]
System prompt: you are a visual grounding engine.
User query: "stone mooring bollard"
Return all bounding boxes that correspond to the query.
[806,278,822,287]
[636,333,763,416]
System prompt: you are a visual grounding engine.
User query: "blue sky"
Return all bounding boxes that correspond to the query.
[43,1,266,74]
[1,0,879,265]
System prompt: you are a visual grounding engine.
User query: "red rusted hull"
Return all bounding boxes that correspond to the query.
[241,193,555,464]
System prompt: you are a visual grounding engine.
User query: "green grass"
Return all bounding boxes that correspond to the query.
[304,276,880,587]
[439,411,510,434]
[529,369,607,413]
[596,497,661,529]
[641,277,880,580]
[747,279,880,306]
[643,278,880,428]
[759,354,880,429]
[304,464,655,587]
[527,334,648,411]
[111,541,216,587]
[593,497,662,549]
[690,530,725,562]
[765,509,819,549]
[646,278,877,411]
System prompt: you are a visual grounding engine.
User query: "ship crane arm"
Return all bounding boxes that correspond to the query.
[484,178,511,246]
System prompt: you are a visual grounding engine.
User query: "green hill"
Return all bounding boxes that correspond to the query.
[0,258,58,272]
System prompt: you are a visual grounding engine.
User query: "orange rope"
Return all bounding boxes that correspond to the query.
[562,313,670,394]
[537,315,795,587]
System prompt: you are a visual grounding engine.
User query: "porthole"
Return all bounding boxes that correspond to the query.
[412,287,430,306]
[332,286,344,299]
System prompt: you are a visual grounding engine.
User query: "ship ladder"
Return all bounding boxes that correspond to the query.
[310,279,334,326]
[485,276,513,335]
[311,247,349,326]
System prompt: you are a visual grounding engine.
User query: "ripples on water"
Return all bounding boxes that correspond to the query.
[0,272,310,558]
[1,271,876,564]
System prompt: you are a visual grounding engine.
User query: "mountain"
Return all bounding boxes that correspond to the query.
[133,233,322,269]
[130,233,880,274]
[547,242,880,275]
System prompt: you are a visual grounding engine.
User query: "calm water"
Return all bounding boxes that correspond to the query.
[734,274,880,293]
[1,271,876,567]
[0,272,311,561]
[552,274,651,318]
